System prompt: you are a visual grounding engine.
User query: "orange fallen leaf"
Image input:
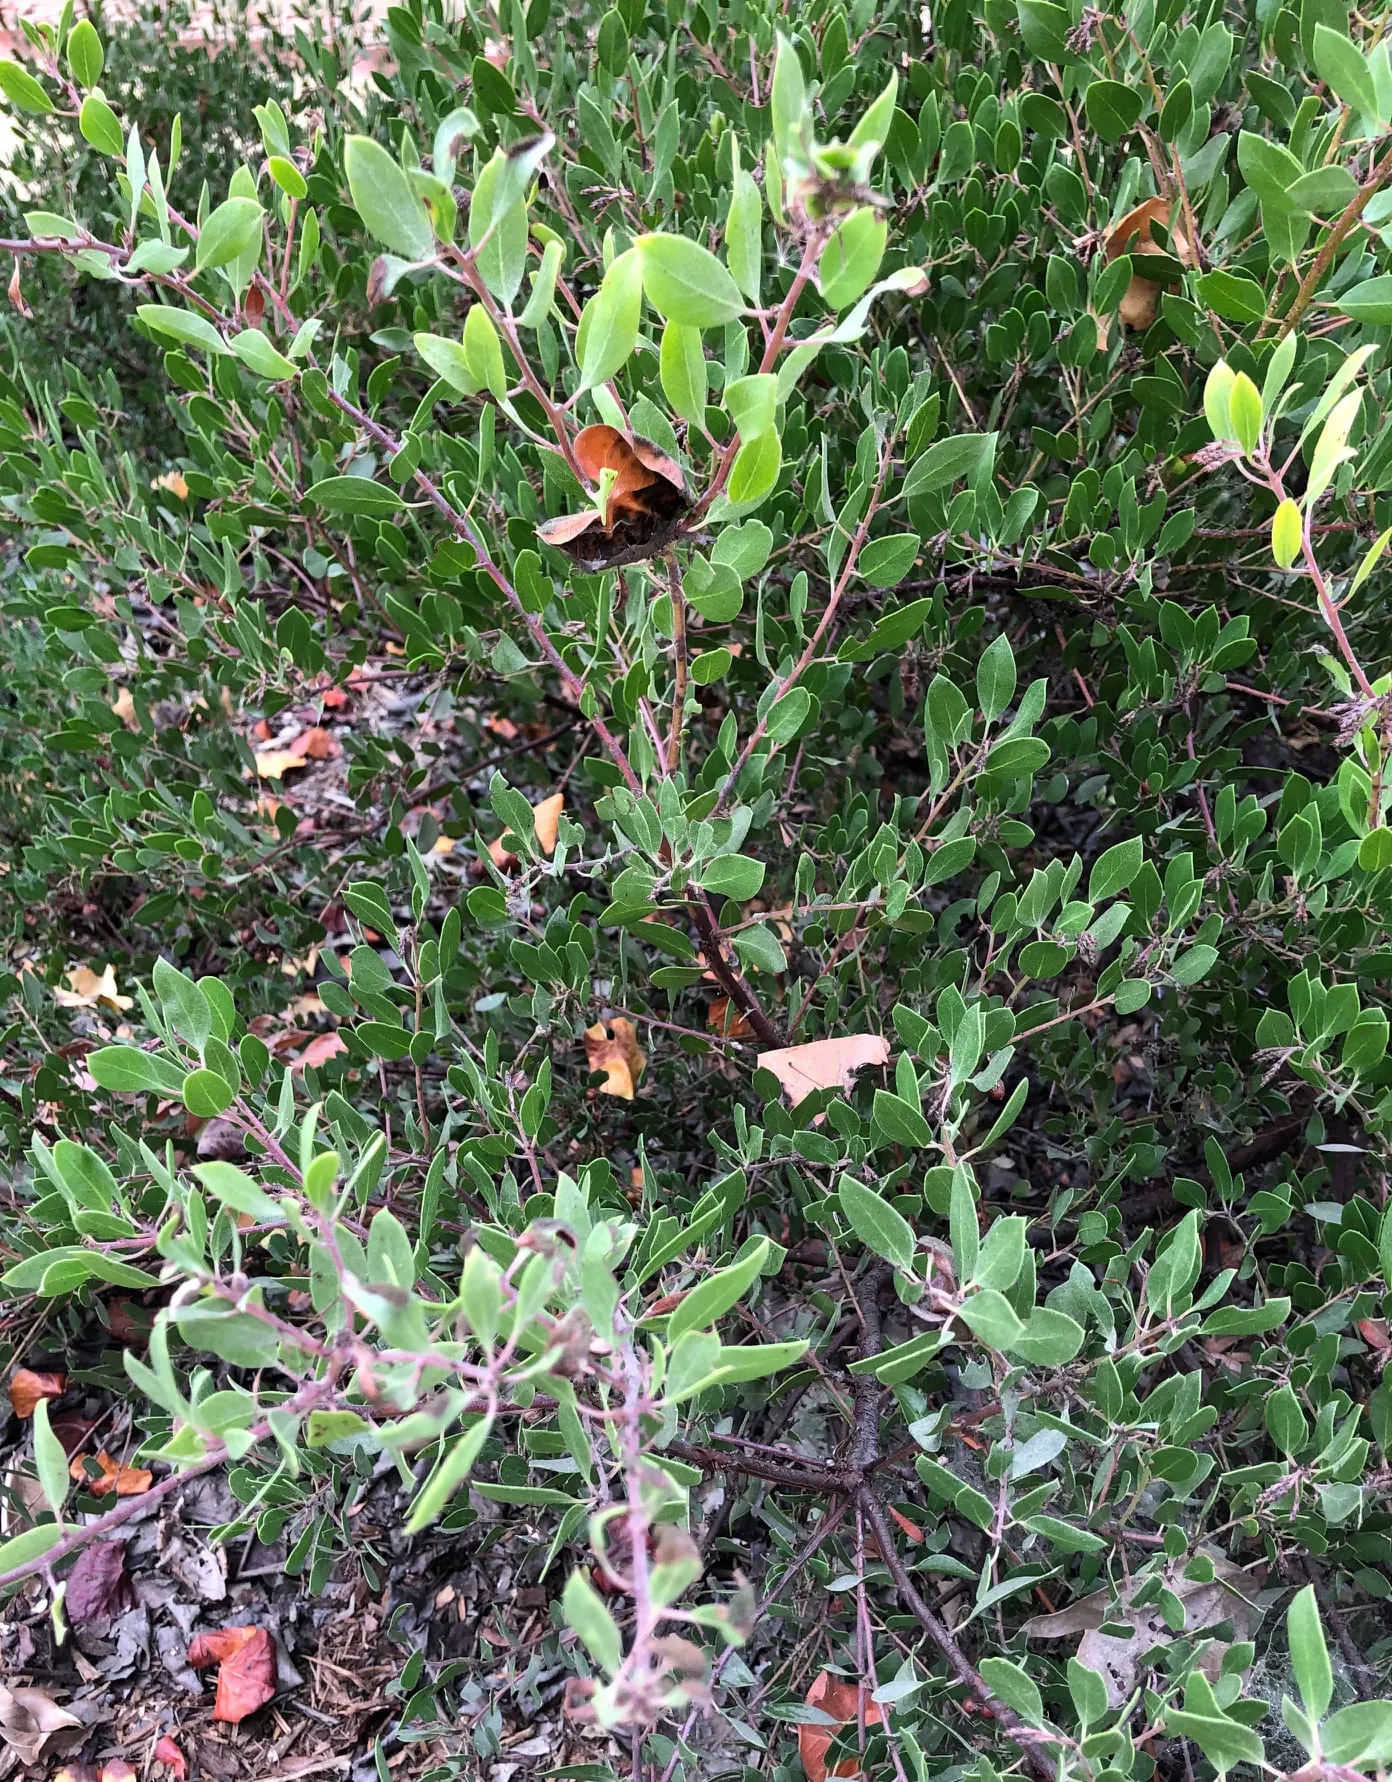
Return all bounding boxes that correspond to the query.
[799,1672,884,1782]
[1357,1317,1389,1351]
[320,685,351,709]
[55,963,134,1011]
[296,725,337,760]
[490,791,566,869]
[707,995,754,1039]
[8,1368,65,1418]
[153,470,189,500]
[584,1018,646,1100]
[154,1735,188,1780]
[69,1449,153,1499]
[253,747,312,781]
[291,1031,348,1073]
[430,832,456,856]
[757,1034,890,1103]
[110,686,138,731]
[187,1624,277,1723]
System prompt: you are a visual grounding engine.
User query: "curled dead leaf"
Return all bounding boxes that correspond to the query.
[188,1623,277,1723]
[799,1672,884,1782]
[584,1018,646,1100]
[538,425,691,571]
[65,1540,130,1630]
[153,469,189,500]
[8,1367,65,1418]
[55,963,133,1011]
[0,1682,81,1766]
[69,1449,154,1499]
[1104,195,1197,332]
[110,686,138,731]
[757,1034,890,1104]
[707,995,754,1039]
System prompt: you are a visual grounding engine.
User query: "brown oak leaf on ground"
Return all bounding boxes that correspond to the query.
[798,1672,884,1782]
[7,1367,65,1417]
[0,1682,81,1766]
[187,1624,277,1723]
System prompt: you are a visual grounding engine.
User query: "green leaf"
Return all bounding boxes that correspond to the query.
[979,1657,1044,1725]
[1323,1702,1392,1766]
[1272,498,1302,568]
[859,533,921,587]
[770,32,811,165]
[87,1045,186,1095]
[1009,1307,1085,1365]
[182,1067,235,1118]
[405,1413,495,1532]
[32,1398,70,1521]
[872,1089,933,1150]
[1228,371,1263,453]
[193,1161,285,1224]
[413,331,481,398]
[700,854,766,900]
[838,1173,917,1271]
[725,167,763,304]
[229,328,298,381]
[344,133,435,261]
[636,232,745,327]
[563,1568,623,1675]
[1313,24,1380,119]
[726,429,782,508]
[195,196,263,271]
[0,1524,65,1575]
[268,155,308,199]
[3,1246,154,1293]
[79,92,124,156]
[1088,836,1143,902]
[960,1287,1025,1349]
[903,433,991,499]
[819,208,888,309]
[1085,79,1144,142]
[153,956,212,1048]
[1265,1382,1309,1454]
[0,59,54,115]
[723,373,778,441]
[668,1237,771,1340]
[1288,1584,1333,1719]
[701,1338,808,1385]
[579,249,642,392]
[1194,270,1266,324]
[306,475,404,517]
[1237,130,1302,207]
[660,320,706,427]
[136,304,229,356]
[464,302,509,401]
[976,633,1017,720]
[1335,275,1392,324]
[66,20,104,88]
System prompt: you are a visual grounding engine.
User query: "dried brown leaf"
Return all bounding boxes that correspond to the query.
[54,963,134,1011]
[65,1540,130,1629]
[69,1449,154,1499]
[798,1673,884,1782]
[154,1734,188,1780]
[8,1367,65,1418]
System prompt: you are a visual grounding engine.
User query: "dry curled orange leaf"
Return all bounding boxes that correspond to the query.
[1103,195,1197,331]
[54,963,133,1011]
[8,1367,65,1418]
[69,1449,153,1499]
[187,1624,277,1723]
[584,1018,646,1100]
[799,1672,884,1782]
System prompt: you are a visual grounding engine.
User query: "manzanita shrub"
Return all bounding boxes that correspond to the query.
[2,0,1392,1773]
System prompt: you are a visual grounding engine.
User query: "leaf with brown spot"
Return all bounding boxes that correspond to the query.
[65,1540,130,1629]
[8,1367,65,1418]
[798,1673,884,1782]
[187,1624,277,1723]
[757,1034,890,1104]
[584,1018,646,1099]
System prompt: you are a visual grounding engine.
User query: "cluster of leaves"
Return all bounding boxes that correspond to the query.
[1,0,1392,1774]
